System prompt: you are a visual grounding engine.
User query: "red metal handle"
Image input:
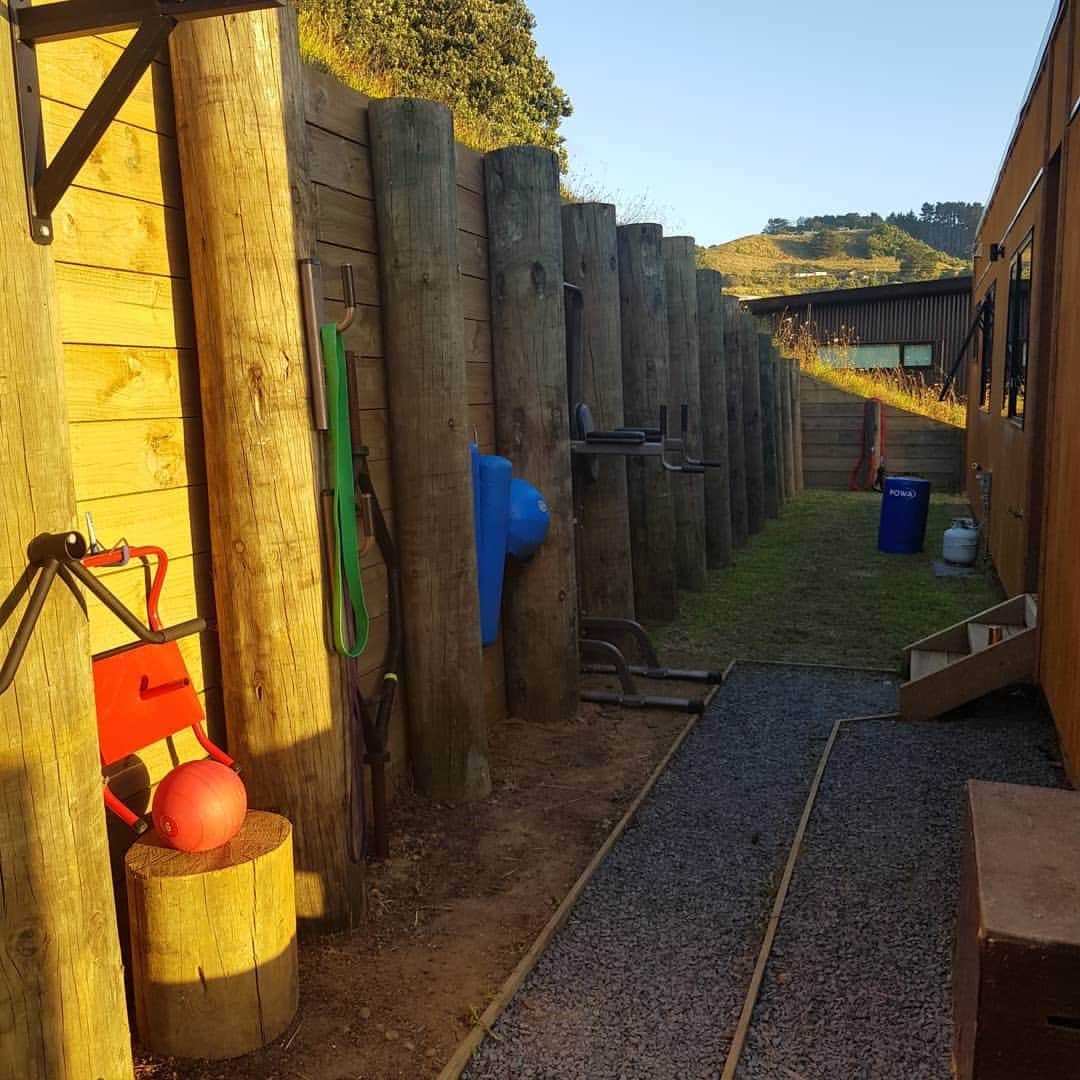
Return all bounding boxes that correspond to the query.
[84,545,169,630]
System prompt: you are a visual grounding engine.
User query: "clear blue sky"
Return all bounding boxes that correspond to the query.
[530,0,1057,245]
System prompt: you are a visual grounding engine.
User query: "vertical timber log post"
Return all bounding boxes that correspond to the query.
[697,271,733,569]
[485,147,578,723]
[791,359,805,492]
[662,237,707,591]
[369,99,491,800]
[742,315,766,535]
[170,9,357,931]
[771,344,786,511]
[725,299,748,548]
[1,31,133,1077]
[563,203,635,618]
[780,351,796,498]
[618,224,677,622]
[759,333,780,520]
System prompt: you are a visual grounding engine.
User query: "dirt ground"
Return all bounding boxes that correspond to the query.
[134,679,700,1080]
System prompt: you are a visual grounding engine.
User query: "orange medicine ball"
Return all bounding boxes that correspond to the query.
[152,759,248,852]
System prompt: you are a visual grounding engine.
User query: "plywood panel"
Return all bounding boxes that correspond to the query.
[53,186,188,275]
[57,264,195,348]
[464,319,493,366]
[71,418,206,500]
[42,99,182,206]
[467,361,494,405]
[37,35,176,135]
[64,345,200,421]
[460,273,489,321]
[458,229,488,278]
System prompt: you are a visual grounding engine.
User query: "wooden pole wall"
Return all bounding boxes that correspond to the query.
[562,202,635,618]
[725,300,749,548]
[759,333,781,520]
[780,354,796,498]
[485,146,578,723]
[770,343,786,511]
[170,8,359,932]
[369,99,491,800]
[662,236,707,591]
[0,32,133,1077]
[697,270,733,569]
[618,224,677,622]
[791,360,805,492]
[741,314,766,535]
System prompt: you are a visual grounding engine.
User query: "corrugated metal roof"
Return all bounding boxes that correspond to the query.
[744,275,973,315]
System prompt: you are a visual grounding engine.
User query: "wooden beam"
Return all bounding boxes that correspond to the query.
[696,270,732,569]
[759,332,781,520]
[0,25,133,1077]
[169,7,359,931]
[779,353,796,498]
[663,236,707,591]
[741,314,766,535]
[617,224,676,622]
[563,202,635,618]
[368,98,490,800]
[485,146,578,723]
[725,298,748,548]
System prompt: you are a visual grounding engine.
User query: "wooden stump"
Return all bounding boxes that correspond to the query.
[170,8,358,930]
[741,315,766,536]
[617,224,676,622]
[485,146,578,722]
[562,202,635,619]
[759,333,780,520]
[369,99,490,801]
[697,271,732,569]
[725,300,748,548]
[127,812,298,1061]
[663,236,707,591]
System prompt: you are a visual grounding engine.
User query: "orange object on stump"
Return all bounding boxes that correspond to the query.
[152,759,248,852]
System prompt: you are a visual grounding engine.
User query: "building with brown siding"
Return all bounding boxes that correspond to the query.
[747,276,973,391]
[969,0,1080,778]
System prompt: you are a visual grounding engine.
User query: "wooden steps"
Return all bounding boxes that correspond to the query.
[900,595,1038,721]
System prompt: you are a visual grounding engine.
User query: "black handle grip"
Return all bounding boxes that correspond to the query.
[341,264,356,308]
[27,531,87,565]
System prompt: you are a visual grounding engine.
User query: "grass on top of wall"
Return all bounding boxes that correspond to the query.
[659,490,1001,673]
[801,359,968,428]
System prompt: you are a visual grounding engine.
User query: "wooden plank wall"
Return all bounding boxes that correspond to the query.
[301,66,506,756]
[801,375,964,492]
[39,31,220,800]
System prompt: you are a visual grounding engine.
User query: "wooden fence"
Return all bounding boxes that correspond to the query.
[800,376,965,492]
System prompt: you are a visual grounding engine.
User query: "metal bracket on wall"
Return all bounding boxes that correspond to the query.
[8,0,286,245]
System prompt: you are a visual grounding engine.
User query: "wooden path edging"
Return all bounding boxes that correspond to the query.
[436,674,729,1079]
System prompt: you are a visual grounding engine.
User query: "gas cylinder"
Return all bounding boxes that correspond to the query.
[942,518,978,566]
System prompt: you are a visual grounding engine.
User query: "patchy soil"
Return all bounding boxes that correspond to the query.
[134,680,698,1080]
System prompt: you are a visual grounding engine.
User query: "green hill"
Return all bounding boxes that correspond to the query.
[699,225,970,298]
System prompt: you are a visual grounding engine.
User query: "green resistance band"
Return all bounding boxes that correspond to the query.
[322,321,369,657]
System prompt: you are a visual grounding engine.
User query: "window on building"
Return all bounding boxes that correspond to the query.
[1003,233,1033,424]
[977,284,995,411]
[816,342,934,369]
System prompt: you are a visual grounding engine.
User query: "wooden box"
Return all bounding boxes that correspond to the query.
[954,781,1080,1078]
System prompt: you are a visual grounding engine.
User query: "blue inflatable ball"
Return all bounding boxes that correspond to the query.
[506,478,550,559]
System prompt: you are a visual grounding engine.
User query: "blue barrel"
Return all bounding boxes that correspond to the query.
[471,446,512,646]
[878,476,932,554]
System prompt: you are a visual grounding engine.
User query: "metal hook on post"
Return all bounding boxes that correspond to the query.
[337,264,356,333]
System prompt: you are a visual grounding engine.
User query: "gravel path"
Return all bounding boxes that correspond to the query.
[738,701,1065,1080]
[464,664,898,1080]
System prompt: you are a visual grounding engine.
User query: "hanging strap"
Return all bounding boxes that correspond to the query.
[322,321,369,657]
